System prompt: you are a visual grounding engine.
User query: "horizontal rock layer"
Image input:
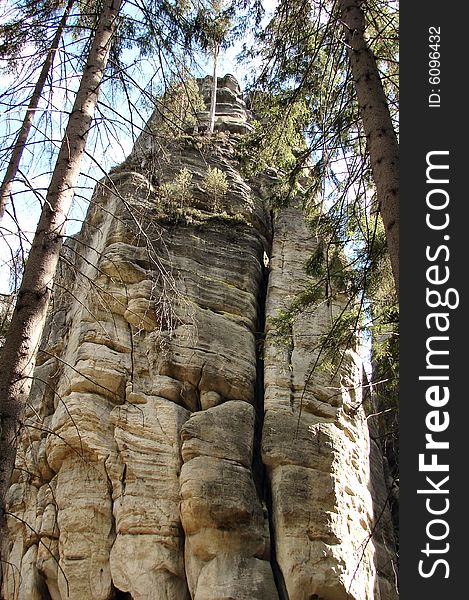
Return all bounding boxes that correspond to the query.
[2,76,397,600]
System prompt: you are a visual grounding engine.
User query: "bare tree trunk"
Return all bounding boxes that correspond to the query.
[340,0,399,296]
[208,42,219,133]
[0,0,75,221]
[0,0,122,562]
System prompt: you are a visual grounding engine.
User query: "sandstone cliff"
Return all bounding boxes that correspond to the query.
[2,75,397,600]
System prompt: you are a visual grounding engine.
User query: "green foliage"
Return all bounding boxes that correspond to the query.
[241,0,400,299]
[238,0,400,410]
[0,0,72,67]
[203,166,229,210]
[156,206,251,229]
[159,167,193,207]
[268,272,364,377]
[238,92,310,177]
[190,0,256,53]
[153,77,206,136]
[305,243,326,278]
[74,0,194,71]
[193,1,231,51]
[267,179,295,209]
[366,218,399,383]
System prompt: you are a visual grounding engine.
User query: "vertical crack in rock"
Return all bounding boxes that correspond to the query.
[1,74,398,600]
[252,250,269,501]
[127,322,135,393]
[251,235,289,600]
[262,204,398,600]
[113,590,133,599]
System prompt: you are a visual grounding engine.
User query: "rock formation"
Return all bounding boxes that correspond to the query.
[2,75,397,600]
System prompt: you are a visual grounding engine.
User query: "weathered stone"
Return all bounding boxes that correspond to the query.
[2,75,397,600]
[180,401,275,599]
[180,456,263,535]
[109,397,188,536]
[192,555,278,600]
[180,401,254,467]
[110,535,189,600]
[55,455,114,600]
[196,74,254,134]
[263,204,398,600]
[37,539,61,600]
[13,545,46,600]
[46,392,117,472]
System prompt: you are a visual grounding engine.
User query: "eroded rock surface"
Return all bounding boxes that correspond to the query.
[263,206,397,600]
[2,76,397,600]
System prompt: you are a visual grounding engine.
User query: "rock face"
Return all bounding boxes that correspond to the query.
[2,76,397,600]
[263,206,397,600]
[196,74,253,134]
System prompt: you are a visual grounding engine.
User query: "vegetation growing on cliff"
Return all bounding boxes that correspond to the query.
[238,0,399,522]
[0,0,399,582]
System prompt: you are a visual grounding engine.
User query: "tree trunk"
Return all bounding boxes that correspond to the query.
[0,0,76,221]
[0,0,122,559]
[208,42,219,133]
[340,0,399,296]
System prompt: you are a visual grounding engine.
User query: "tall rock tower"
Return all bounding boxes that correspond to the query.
[2,75,397,600]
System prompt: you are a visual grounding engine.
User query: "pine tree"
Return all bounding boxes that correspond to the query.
[245,0,399,294]
[339,0,399,296]
[0,0,76,219]
[0,0,123,551]
[193,1,231,133]
[0,0,215,549]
